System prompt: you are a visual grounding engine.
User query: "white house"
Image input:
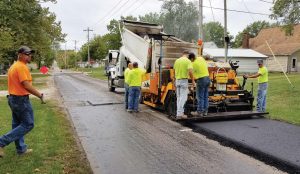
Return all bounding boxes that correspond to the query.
[203,48,268,73]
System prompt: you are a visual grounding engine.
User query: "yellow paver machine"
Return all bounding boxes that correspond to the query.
[114,20,268,120]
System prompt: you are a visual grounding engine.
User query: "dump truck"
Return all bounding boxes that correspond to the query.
[108,20,267,120]
[104,50,119,76]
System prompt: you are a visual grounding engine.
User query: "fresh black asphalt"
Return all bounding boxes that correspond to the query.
[185,117,300,173]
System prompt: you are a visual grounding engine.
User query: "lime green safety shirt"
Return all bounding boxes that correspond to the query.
[124,68,131,84]
[192,57,209,79]
[258,66,268,83]
[174,56,193,79]
[127,68,146,87]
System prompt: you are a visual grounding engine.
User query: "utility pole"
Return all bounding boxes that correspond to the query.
[197,0,204,56]
[64,42,67,69]
[198,0,203,40]
[83,27,93,66]
[224,0,228,62]
[73,40,77,52]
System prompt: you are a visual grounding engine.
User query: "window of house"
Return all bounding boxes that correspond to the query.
[292,59,296,68]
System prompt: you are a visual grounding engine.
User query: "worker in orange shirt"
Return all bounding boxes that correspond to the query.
[0,46,45,157]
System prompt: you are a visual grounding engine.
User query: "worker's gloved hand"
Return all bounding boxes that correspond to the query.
[243,74,248,79]
[189,86,194,92]
[192,81,196,88]
[40,93,46,104]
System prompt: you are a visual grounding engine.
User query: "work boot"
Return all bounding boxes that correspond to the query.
[0,147,4,157]
[127,109,133,113]
[203,111,208,116]
[191,111,203,117]
[176,114,188,120]
[18,149,33,156]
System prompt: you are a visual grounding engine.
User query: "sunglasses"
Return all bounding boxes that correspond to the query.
[24,52,32,56]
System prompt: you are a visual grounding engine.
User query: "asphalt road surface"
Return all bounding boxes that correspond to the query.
[54,71,284,174]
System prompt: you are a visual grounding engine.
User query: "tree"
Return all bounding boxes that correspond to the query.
[161,0,198,42]
[139,12,164,25]
[106,16,137,49]
[270,0,300,35]
[0,27,14,65]
[233,21,271,48]
[78,16,137,64]
[0,0,65,67]
[203,22,233,48]
[56,50,77,69]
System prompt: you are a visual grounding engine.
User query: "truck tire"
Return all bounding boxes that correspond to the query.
[108,76,115,92]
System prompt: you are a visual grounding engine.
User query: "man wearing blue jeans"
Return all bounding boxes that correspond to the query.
[189,53,210,116]
[244,59,268,112]
[174,50,195,119]
[127,62,145,112]
[0,46,45,157]
[124,63,133,109]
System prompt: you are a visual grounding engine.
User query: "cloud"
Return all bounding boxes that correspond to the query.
[43,0,274,49]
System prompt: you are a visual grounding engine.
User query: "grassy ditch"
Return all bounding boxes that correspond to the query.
[0,98,92,174]
[73,66,107,80]
[0,73,50,91]
[241,72,300,125]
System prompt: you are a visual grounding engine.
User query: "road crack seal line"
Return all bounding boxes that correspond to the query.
[86,100,124,106]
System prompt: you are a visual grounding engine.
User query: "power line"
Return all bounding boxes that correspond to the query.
[201,5,270,16]
[105,0,131,19]
[258,0,273,4]
[90,0,124,27]
[127,0,147,16]
[242,0,255,21]
[122,0,141,16]
[102,0,138,23]
[208,0,215,22]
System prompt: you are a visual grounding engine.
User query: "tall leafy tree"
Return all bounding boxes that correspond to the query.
[203,22,233,48]
[233,21,271,48]
[270,0,300,35]
[79,35,108,61]
[79,16,137,62]
[139,12,164,25]
[0,27,14,65]
[0,0,65,67]
[161,0,198,42]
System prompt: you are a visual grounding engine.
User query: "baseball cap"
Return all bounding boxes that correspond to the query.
[18,46,35,55]
[257,59,263,64]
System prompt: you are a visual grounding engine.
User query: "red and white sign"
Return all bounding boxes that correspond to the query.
[40,66,49,74]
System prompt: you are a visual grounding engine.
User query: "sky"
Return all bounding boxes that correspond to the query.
[42,0,275,50]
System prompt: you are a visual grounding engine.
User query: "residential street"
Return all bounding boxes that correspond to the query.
[54,71,285,174]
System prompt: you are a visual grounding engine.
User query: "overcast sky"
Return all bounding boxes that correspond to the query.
[42,0,275,50]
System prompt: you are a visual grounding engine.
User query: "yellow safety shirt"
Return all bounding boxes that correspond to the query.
[192,57,209,79]
[258,66,268,83]
[127,68,146,87]
[174,56,193,79]
[124,68,131,84]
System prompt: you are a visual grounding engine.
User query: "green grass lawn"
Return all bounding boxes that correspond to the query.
[241,72,300,125]
[73,66,107,80]
[0,98,92,174]
[0,74,49,91]
[30,69,41,73]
